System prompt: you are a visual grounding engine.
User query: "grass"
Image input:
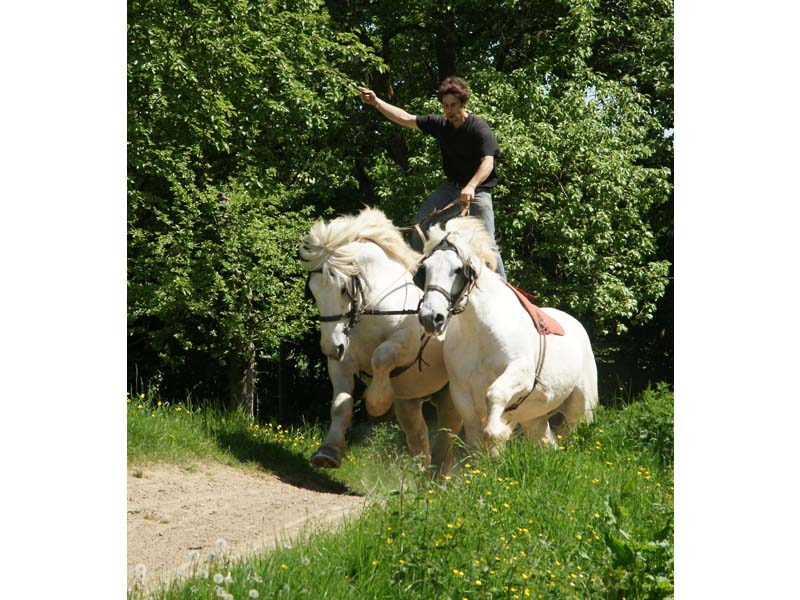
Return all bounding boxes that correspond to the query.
[128,385,673,599]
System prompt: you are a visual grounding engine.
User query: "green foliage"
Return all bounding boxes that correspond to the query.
[128,183,316,397]
[474,70,671,337]
[612,383,674,466]
[127,0,389,401]
[128,0,673,400]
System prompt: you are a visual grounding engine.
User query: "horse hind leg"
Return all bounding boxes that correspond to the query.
[559,386,596,432]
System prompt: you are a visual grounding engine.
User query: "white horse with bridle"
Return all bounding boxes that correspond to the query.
[408,216,598,453]
[299,207,461,473]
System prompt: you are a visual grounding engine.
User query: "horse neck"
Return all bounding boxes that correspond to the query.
[461,264,504,316]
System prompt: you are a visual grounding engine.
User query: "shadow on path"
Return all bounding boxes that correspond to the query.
[215,431,358,496]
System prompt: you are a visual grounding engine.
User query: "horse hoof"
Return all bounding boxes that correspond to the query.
[310,445,341,469]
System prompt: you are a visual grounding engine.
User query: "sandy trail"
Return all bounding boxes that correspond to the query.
[127,462,365,591]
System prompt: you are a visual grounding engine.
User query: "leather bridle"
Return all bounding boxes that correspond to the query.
[308,272,420,334]
[417,236,478,316]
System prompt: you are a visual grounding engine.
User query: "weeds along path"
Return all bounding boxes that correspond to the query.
[127,462,365,590]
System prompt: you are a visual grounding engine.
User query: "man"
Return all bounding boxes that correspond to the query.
[357,76,506,279]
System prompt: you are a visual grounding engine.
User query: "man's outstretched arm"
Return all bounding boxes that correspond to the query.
[357,86,419,130]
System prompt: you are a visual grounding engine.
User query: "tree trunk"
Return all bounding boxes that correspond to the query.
[435,0,459,79]
[228,340,257,417]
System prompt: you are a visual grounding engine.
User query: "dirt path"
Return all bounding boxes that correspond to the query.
[127,462,366,591]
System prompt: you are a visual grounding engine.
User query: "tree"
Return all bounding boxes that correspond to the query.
[127,0,384,410]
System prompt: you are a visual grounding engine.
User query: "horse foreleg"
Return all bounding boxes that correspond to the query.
[363,328,419,417]
[311,359,354,469]
[484,358,535,453]
[430,386,463,477]
[394,398,430,467]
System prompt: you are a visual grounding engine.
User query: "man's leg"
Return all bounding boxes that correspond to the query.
[411,181,462,252]
[469,191,506,279]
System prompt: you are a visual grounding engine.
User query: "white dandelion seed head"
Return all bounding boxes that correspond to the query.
[224,573,234,584]
[198,569,209,579]
[213,573,225,584]
[134,563,147,578]
[188,550,201,562]
[249,590,259,598]
[215,538,229,550]
[208,550,220,561]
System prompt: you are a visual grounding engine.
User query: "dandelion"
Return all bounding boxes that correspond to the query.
[213,573,225,584]
[249,591,260,598]
[503,502,510,509]
[485,491,492,496]
[158,400,163,407]
[140,393,145,399]
[372,560,379,567]
[137,404,144,409]
[576,533,583,540]
[475,579,482,586]
[280,564,288,570]
[386,538,393,544]
[591,478,600,484]
[399,559,406,565]
[215,538,228,551]
[134,563,147,579]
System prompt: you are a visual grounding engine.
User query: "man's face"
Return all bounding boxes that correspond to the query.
[441,93,466,126]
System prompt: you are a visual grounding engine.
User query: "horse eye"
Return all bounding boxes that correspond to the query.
[341,285,348,295]
[454,266,464,276]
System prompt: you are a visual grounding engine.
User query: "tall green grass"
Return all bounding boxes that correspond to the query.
[128,385,673,599]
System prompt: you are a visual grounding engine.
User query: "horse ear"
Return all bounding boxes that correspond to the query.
[413,264,426,289]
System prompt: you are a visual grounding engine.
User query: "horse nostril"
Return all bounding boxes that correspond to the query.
[336,344,345,360]
[433,313,445,327]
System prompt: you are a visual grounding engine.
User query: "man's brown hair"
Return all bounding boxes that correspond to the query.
[437,76,470,105]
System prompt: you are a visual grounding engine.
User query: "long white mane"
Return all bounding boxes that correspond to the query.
[423,216,498,271]
[299,207,420,278]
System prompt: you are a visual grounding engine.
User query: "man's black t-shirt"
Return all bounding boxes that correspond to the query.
[416,114,500,190]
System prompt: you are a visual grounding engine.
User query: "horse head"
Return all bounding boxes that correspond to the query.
[418,217,494,336]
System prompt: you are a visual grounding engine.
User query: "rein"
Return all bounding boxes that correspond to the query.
[398,197,471,246]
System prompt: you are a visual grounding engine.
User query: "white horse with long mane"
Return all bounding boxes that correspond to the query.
[407,216,598,452]
[299,207,461,472]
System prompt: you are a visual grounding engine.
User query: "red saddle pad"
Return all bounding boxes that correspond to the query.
[499,279,565,336]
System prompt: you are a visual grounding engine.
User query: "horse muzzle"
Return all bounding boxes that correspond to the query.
[321,325,350,360]
[418,303,448,336]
